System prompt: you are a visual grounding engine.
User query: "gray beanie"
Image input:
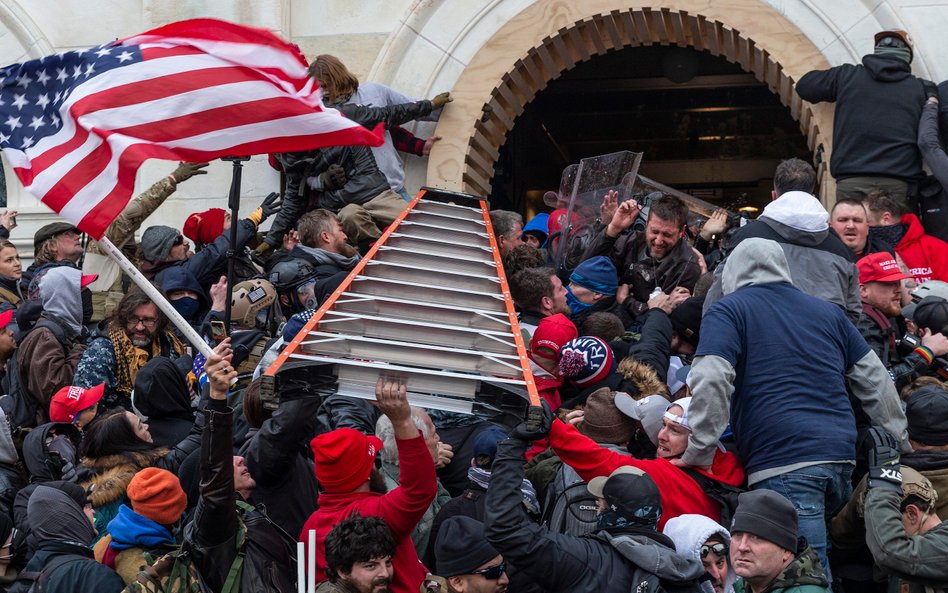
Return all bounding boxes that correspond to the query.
[141,225,181,262]
[730,490,798,552]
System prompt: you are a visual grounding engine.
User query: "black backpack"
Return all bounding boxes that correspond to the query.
[542,462,600,537]
[0,319,69,430]
[8,552,87,593]
[679,466,745,529]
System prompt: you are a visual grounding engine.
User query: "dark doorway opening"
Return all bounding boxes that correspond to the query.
[490,44,812,216]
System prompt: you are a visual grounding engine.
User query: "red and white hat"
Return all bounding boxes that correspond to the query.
[49,383,104,424]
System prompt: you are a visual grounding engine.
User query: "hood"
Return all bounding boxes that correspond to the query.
[28,485,97,546]
[902,449,948,471]
[23,423,82,481]
[133,357,194,422]
[107,504,174,550]
[862,53,913,82]
[36,266,84,335]
[617,358,670,399]
[721,238,792,295]
[600,530,707,584]
[293,244,361,270]
[760,191,828,233]
[522,213,550,239]
[663,514,737,593]
[154,266,208,310]
[898,213,926,244]
[770,546,828,590]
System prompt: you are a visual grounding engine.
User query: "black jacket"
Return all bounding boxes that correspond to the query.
[9,541,124,593]
[266,100,434,247]
[856,304,931,392]
[484,438,705,593]
[797,54,927,182]
[185,400,297,593]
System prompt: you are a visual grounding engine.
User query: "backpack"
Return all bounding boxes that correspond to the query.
[9,552,87,593]
[542,462,600,537]
[679,467,745,530]
[0,319,69,430]
[123,500,296,593]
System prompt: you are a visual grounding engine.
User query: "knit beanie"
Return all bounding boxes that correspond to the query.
[669,296,704,348]
[559,336,616,386]
[730,490,798,552]
[183,208,227,246]
[126,467,188,525]
[529,314,578,361]
[311,428,383,493]
[569,256,618,296]
[141,225,181,261]
[578,387,634,444]
[435,517,500,577]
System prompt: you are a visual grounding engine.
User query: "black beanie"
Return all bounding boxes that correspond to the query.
[731,490,798,552]
[434,517,500,577]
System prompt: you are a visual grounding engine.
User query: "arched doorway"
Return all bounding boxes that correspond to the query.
[462,8,823,206]
[490,43,813,214]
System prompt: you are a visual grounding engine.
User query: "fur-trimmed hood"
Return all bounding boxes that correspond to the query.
[78,450,168,508]
[617,358,669,399]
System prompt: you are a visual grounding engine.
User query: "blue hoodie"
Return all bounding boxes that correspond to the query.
[107,504,175,551]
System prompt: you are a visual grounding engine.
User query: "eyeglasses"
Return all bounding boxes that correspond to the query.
[470,562,506,580]
[127,316,159,329]
[877,36,909,50]
[700,543,728,559]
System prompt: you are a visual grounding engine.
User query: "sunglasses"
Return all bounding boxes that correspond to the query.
[700,543,728,559]
[877,36,909,50]
[470,562,506,580]
[173,235,185,246]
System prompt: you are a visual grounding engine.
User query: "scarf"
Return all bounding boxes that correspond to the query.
[565,286,593,315]
[868,223,907,253]
[875,45,912,64]
[107,322,186,397]
[107,504,175,551]
[468,466,540,514]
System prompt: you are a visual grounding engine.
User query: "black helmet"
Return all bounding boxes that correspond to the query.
[268,258,317,293]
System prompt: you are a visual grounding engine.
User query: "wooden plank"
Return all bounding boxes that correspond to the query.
[632,10,653,44]
[567,25,592,62]
[550,33,576,71]
[686,14,704,51]
[619,10,638,45]
[585,16,609,54]
[668,10,686,48]
[602,12,624,49]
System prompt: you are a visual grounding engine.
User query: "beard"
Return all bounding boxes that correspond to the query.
[336,240,359,258]
[369,468,389,494]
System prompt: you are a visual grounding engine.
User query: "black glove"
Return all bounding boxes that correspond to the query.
[865,426,902,492]
[509,401,554,442]
[319,164,347,190]
[259,192,282,219]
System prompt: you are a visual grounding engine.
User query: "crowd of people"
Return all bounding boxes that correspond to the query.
[0,30,942,593]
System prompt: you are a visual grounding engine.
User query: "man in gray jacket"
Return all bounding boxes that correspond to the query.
[484,412,706,593]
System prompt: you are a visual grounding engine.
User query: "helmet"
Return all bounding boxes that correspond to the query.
[231,279,277,329]
[268,258,317,292]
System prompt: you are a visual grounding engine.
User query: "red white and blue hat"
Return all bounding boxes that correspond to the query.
[559,336,616,386]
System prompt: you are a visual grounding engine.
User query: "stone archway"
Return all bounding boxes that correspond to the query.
[406,0,850,204]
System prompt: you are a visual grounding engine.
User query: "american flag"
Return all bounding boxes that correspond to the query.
[0,19,385,239]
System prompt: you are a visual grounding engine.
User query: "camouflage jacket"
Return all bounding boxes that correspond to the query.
[734,545,829,593]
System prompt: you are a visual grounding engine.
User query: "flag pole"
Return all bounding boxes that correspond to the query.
[221,156,251,332]
[97,235,215,359]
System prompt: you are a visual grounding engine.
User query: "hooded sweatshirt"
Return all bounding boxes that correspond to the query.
[687,238,908,483]
[663,514,737,593]
[796,53,926,181]
[706,191,861,323]
[35,266,84,337]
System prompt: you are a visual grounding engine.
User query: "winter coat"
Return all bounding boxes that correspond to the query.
[917,98,948,243]
[266,100,435,247]
[92,505,178,585]
[664,514,737,593]
[732,546,829,593]
[131,357,195,449]
[864,486,948,593]
[485,438,706,593]
[549,420,744,529]
[796,53,927,183]
[185,399,298,593]
[893,213,948,284]
[380,460,451,566]
[856,304,933,392]
[608,307,674,380]
[583,229,701,319]
[299,432,437,593]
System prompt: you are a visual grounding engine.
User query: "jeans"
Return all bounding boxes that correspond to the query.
[751,462,853,578]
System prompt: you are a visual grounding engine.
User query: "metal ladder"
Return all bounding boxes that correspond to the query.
[264,187,539,419]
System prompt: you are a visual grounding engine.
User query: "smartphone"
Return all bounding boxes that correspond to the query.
[210,320,227,341]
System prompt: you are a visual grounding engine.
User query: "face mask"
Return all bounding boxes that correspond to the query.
[81,289,93,325]
[596,508,630,531]
[565,285,593,315]
[170,296,200,320]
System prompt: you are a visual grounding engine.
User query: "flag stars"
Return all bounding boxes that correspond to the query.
[51,114,60,127]
[56,67,68,82]
[94,47,111,58]
[35,93,50,109]
[4,116,21,130]
[28,116,44,130]
[35,69,50,85]
[20,137,33,149]
[72,65,82,79]
[84,63,95,77]
[11,94,27,110]
[15,73,32,87]
[0,133,8,145]
[117,51,133,63]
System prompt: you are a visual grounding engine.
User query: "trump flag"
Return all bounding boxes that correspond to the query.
[0,18,384,239]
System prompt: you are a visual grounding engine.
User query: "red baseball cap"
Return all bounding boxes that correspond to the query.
[530,313,578,361]
[857,252,911,284]
[80,274,98,289]
[49,383,104,424]
[310,428,383,493]
[0,309,12,330]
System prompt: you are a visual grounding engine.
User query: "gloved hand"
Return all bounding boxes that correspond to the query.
[480,103,493,123]
[922,79,938,100]
[171,161,209,183]
[259,192,282,219]
[509,400,554,442]
[431,92,453,110]
[865,426,902,492]
[319,164,347,191]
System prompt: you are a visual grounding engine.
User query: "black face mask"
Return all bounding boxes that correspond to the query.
[81,289,93,325]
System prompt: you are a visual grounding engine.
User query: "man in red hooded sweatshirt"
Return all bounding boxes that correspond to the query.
[300,378,437,593]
